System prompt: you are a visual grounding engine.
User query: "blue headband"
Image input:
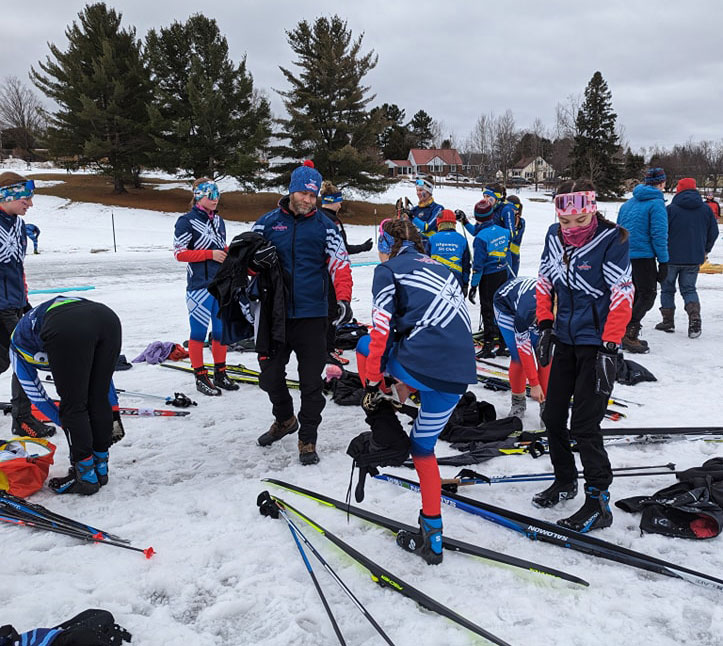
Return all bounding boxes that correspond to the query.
[378,233,416,255]
[0,180,35,203]
[321,192,343,204]
[193,181,220,202]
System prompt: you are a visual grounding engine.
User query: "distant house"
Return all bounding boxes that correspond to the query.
[508,156,556,183]
[385,148,464,178]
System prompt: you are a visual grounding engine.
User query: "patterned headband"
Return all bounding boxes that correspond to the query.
[193,181,220,202]
[0,180,35,203]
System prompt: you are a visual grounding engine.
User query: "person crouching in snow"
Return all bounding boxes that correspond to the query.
[351,218,477,564]
[10,297,124,495]
[493,276,549,425]
[173,178,238,397]
[429,209,471,295]
[535,179,633,532]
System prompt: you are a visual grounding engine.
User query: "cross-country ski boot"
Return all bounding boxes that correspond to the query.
[257,416,299,446]
[213,364,240,391]
[396,511,443,565]
[557,486,613,533]
[475,342,497,359]
[48,456,100,495]
[93,450,109,486]
[194,368,221,396]
[532,480,578,508]
[12,415,55,438]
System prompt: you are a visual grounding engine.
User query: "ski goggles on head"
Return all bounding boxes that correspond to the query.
[554,191,597,217]
[0,180,35,203]
[415,178,434,192]
[193,181,220,202]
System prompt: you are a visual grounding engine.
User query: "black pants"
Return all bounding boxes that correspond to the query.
[630,258,658,327]
[326,282,337,354]
[41,301,122,462]
[479,270,508,342]
[259,317,327,444]
[0,308,31,420]
[541,341,612,490]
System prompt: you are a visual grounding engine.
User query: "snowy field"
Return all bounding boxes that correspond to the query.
[2,169,723,645]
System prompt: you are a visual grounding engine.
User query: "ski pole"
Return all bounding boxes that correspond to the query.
[454,464,675,481]
[258,495,346,645]
[443,471,676,489]
[259,493,395,645]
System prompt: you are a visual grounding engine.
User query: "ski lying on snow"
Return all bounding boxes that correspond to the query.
[376,473,723,591]
[7,402,191,421]
[159,362,300,389]
[599,426,723,436]
[263,478,588,587]
[265,493,512,646]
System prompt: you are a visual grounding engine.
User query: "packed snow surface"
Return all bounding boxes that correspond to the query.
[3,170,722,645]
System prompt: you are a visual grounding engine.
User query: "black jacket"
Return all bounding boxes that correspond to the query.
[208,232,286,355]
[320,206,368,255]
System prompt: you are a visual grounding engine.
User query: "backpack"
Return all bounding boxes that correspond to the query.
[334,320,369,350]
[0,609,131,645]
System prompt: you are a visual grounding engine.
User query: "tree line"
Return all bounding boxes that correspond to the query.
[1,3,721,197]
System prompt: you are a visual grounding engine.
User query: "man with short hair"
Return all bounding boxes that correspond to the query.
[253,162,352,465]
[0,172,54,438]
[655,178,719,338]
[616,167,669,353]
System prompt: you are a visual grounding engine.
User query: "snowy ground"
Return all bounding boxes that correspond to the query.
[2,172,723,645]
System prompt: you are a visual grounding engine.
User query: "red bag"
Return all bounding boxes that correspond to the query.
[0,438,56,497]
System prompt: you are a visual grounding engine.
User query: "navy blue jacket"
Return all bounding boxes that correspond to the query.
[411,200,444,236]
[616,184,669,261]
[173,206,227,291]
[429,229,470,288]
[253,196,352,318]
[471,221,510,286]
[666,190,719,265]
[537,221,633,346]
[366,247,476,392]
[0,208,27,310]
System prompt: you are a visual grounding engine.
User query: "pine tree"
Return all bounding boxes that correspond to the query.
[623,148,645,180]
[31,3,154,193]
[570,71,623,198]
[145,14,271,185]
[271,15,386,193]
[374,103,414,160]
[409,110,435,149]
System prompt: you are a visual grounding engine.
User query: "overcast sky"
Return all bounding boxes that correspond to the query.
[3,0,722,152]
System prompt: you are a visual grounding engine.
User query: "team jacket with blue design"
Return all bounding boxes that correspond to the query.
[493,276,541,385]
[463,201,517,239]
[173,206,227,291]
[410,200,444,236]
[10,297,118,426]
[0,208,27,310]
[428,229,470,288]
[471,221,510,286]
[253,196,352,318]
[536,221,633,346]
[366,247,476,391]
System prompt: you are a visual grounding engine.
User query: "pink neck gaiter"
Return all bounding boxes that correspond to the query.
[561,218,597,247]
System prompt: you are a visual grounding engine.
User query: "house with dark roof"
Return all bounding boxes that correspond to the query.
[508,156,556,183]
[385,148,464,178]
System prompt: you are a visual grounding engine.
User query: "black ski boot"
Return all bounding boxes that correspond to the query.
[213,364,240,391]
[48,456,100,495]
[12,415,56,438]
[475,342,497,359]
[532,480,578,508]
[557,486,613,533]
[257,416,299,446]
[396,511,443,565]
[194,368,221,397]
[298,440,320,465]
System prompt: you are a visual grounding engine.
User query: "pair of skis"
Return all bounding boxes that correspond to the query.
[375,473,723,591]
[0,402,190,420]
[0,491,154,558]
[159,361,300,389]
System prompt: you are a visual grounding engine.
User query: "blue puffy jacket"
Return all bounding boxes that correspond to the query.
[428,229,470,288]
[666,190,720,264]
[0,208,27,310]
[253,196,352,318]
[471,221,510,287]
[411,200,444,236]
[616,184,669,262]
[173,206,227,290]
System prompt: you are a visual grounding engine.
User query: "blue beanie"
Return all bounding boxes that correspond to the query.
[289,162,322,196]
[644,167,666,185]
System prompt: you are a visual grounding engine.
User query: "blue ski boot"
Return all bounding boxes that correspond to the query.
[396,511,443,565]
[48,456,100,495]
[93,450,109,486]
[557,486,612,533]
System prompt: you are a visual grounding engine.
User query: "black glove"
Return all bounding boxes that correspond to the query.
[251,244,278,270]
[595,345,618,396]
[656,262,668,283]
[361,381,383,414]
[462,284,469,298]
[537,321,555,367]
[22,301,32,314]
[110,410,125,445]
[333,300,353,326]
[359,238,373,252]
[454,209,467,223]
[468,284,477,304]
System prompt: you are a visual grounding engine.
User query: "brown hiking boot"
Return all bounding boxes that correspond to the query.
[684,302,702,338]
[654,308,675,333]
[298,440,320,465]
[621,323,649,354]
[257,416,299,446]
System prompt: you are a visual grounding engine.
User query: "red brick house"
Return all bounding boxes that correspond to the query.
[385,148,463,178]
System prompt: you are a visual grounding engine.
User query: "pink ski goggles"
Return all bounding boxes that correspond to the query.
[554,191,597,217]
